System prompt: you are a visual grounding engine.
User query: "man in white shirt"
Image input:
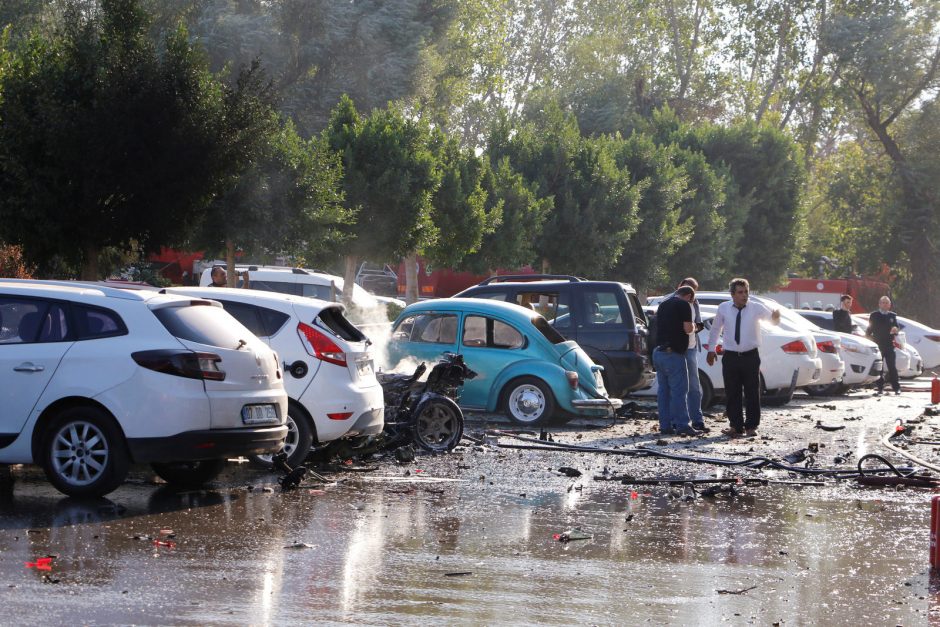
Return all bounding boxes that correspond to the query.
[706,278,780,438]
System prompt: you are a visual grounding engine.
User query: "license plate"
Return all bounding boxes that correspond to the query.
[594,371,604,387]
[242,404,278,425]
[357,359,374,378]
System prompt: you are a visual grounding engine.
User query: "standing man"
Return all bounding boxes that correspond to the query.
[671,278,707,432]
[706,278,781,438]
[209,265,250,289]
[866,295,900,395]
[653,286,700,436]
[832,294,854,334]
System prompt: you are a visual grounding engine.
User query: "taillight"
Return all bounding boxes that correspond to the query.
[565,371,579,389]
[925,335,940,342]
[297,322,347,367]
[327,412,353,420]
[703,344,723,354]
[132,350,225,381]
[781,340,808,354]
[817,340,838,354]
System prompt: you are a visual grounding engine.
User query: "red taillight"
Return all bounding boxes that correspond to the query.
[132,350,225,381]
[297,322,347,367]
[781,340,809,354]
[925,335,940,342]
[327,412,354,421]
[565,371,579,389]
[817,340,838,354]
[704,344,723,354]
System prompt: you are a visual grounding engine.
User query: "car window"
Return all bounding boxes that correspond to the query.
[626,291,648,325]
[532,316,566,344]
[301,283,335,301]
[154,303,250,347]
[802,314,834,331]
[582,290,624,327]
[259,307,291,337]
[252,280,302,296]
[73,305,126,340]
[462,315,525,349]
[316,307,366,342]
[516,291,570,329]
[396,313,458,344]
[212,300,267,337]
[0,298,71,344]
[466,290,509,302]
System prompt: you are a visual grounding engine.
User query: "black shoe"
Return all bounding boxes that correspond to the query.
[660,428,676,435]
[895,390,901,396]
[691,423,709,433]
[874,390,883,396]
[675,427,702,436]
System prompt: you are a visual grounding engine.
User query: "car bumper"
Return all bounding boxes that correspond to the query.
[301,382,384,443]
[127,425,288,463]
[571,397,623,409]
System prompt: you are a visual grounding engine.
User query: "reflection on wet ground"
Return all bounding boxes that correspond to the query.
[0,462,934,625]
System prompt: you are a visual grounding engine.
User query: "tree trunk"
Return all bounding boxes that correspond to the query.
[541,258,550,274]
[80,243,99,281]
[343,255,358,306]
[404,254,419,304]
[226,240,237,287]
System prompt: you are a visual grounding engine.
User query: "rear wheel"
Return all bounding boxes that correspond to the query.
[413,400,463,452]
[761,374,794,406]
[151,459,225,488]
[248,403,314,469]
[502,377,556,425]
[42,406,129,498]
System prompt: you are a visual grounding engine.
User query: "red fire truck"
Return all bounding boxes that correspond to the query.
[760,277,890,312]
[397,257,535,298]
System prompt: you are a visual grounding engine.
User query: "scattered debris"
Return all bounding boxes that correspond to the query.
[717,585,758,595]
[284,542,315,549]
[815,421,845,431]
[558,467,582,477]
[553,528,592,543]
[444,571,473,577]
[273,452,307,491]
[24,557,53,571]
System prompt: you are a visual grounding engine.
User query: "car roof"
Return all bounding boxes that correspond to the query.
[401,297,541,321]
[0,279,170,304]
[463,279,637,292]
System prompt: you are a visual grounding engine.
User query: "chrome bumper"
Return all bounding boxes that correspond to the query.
[571,397,623,409]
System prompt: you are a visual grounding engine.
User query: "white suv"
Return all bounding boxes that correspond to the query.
[197,265,404,325]
[0,281,287,497]
[167,287,384,467]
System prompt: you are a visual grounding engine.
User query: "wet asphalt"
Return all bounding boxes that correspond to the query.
[2,385,940,625]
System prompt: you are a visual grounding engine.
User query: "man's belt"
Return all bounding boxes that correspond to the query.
[722,348,758,356]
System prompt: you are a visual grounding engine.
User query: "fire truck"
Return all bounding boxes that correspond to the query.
[760,277,890,312]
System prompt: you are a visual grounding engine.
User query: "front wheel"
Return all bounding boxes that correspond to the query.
[42,406,129,498]
[413,399,464,452]
[502,377,556,425]
[151,459,226,488]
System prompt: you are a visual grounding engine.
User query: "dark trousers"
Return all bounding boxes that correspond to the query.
[877,342,900,393]
[722,350,762,431]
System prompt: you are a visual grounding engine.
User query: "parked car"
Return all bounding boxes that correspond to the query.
[795,310,884,391]
[636,306,823,407]
[198,265,405,325]
[0,280,287,497]
[387,298,622,424]
[651,292,843,396]
[891,315,940,370]
[166,287,384,467]
[454,275,653,397]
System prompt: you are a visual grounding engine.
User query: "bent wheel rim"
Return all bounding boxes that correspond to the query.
[257,415,299,464]
[51,420,110,487]
[508,384,546,422]
[416,404,459,449]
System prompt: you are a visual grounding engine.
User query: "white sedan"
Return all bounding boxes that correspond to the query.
[794,310,883,391]
[637,307,822,408]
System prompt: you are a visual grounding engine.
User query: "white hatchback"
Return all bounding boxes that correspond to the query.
[0,281,287,497]
[168,287,384,467]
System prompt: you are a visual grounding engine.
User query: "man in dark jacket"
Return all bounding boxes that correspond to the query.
[832,294,854,334]
[867,295,900,395]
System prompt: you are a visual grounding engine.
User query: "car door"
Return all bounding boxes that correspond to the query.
[572,286,631,370]
[458,314,528,409]
[389,311,460,370]
[0,297,74,441]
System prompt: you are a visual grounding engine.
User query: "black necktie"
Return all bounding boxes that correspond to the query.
[734,306,743,344]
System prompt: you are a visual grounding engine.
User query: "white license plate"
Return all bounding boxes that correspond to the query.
[357,359,374,378]
[242,404,278,425]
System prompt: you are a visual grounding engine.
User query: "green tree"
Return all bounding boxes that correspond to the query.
[488,105,640,277]
[823,0,940,322]
[0,0,233,279]
[324,95,441,304]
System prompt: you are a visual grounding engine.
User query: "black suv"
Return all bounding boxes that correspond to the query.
[455,275,653,397]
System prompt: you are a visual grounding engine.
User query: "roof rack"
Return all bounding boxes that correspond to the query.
[0,278,153,300]
[478,274,585,286]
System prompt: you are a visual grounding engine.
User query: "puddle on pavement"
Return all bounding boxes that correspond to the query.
[0,469,936,625]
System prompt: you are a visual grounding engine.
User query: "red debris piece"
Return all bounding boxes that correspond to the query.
[24,557,54,571]
[153,539,177,548]
[630,491,638,500]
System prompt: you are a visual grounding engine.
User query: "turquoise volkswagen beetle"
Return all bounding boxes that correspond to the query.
[387,299,622,424]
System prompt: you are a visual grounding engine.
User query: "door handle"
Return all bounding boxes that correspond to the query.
[14,363,44,373]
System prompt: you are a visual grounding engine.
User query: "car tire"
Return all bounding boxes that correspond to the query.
[805,382,842,396]
[247,402,315,470]
[760,374,794,406]
[413,399,464,452]
[42,406,130,498]
[150,459,226,488]
[699,370,714,409]
[502,377,556,425]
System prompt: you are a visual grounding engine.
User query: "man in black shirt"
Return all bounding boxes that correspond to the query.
[652,286,699,436]
[832,294,854,334]
[866,295,900,395]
